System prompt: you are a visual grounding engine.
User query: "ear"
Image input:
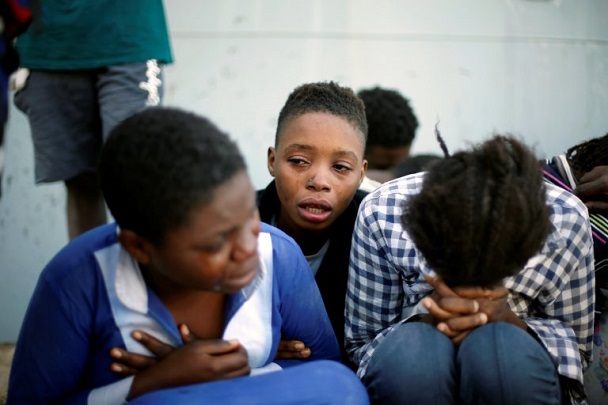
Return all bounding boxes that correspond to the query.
[359,159,369,185]
[267,147,276,177]
[117,229,153,265]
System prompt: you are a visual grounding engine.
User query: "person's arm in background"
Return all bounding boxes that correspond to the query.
[575,165,608,214]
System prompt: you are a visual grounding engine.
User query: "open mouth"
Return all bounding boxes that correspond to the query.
[304,205,328,214]
[298,201,332,223]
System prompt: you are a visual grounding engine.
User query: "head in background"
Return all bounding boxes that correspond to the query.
[357,86,419,170]
[268,81,368,245]
[392,154,443,178]
[99,107,260,294]
[566,132,608,180]
[401,135,550,288]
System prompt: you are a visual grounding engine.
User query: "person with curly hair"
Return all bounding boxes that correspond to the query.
[357,86,418,191]
[257,81,368,366]
[346,134,594,404]
[543,132,608,403]
[8,107,368,404]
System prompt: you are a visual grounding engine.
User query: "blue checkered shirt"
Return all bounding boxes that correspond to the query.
[345,172,595,384]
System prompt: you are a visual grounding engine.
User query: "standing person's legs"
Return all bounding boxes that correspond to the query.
[97,60,164,139]
[363,322,458,404]
[13,70,106,239]
[458,322,561,405]
[65,60,163,239]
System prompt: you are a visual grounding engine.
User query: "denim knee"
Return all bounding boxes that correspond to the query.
[364,322,457,404]
[458,322,561,405]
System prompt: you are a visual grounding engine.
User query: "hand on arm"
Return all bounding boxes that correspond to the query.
[109,325,250,399]
[274,340,311,360]
[574,165,608,214]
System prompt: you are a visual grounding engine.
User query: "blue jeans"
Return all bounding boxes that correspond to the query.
[364,322,561,404]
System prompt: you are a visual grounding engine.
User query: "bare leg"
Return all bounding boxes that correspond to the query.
[65,173,107,240]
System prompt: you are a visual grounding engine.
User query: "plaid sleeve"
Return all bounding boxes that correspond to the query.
[506,184,595,384]
[345,175,431,378]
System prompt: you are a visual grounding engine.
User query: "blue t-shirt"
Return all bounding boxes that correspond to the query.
[16,0,173,70]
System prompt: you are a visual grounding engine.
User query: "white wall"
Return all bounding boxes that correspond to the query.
[1,0,607,342]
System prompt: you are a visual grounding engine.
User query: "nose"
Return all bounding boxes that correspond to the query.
[232,215,261,262]
[306,171,331,191]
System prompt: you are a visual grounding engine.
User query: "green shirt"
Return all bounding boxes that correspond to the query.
[16,0,173,70]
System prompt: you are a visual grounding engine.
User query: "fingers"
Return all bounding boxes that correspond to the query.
[452,331,472,345]
[132,330,174,359]
[275,348,312,359]
[207,344,251,380]
[110,362,139,376]
[275,340,311,359]
[202,339,242,356]
[585,200,608,214]
[221,362,252,379]
[439,312,487,334]
[423,296,479,321]
[575,166,608,202]
[179,324,196,344]
[277,340,305,351]
[454,285,508,300]
[424,275,458,298]
[109,347,158,375]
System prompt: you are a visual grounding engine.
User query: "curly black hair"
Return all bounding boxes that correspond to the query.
[566,132,608,179]
[99,107,246,245]
[357,86,418,150]
[275,81,367,147]
[401,135,551,288]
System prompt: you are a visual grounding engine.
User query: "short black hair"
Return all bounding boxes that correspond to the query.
[401,135,550,288]
[566,132,608,178]
[275,81,367,147]
[99,107,246,244]
[357,86,418,150]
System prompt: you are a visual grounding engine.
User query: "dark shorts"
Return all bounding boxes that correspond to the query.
[14,61,164,183]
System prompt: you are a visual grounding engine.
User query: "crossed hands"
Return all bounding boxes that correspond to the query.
[110,324,312,399]
[110,324,250,399]
[420,275,526,345]
[575,165,608,214]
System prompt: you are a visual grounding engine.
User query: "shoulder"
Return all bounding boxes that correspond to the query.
[358,172,425,216]
[544,181,588,223]
[543,182,591,251]
[41,224,119,286]
[259,222,302,254]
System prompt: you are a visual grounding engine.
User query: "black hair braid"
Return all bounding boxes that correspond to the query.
[435,123,450,158]
[566,133,608,177]
[402,135,551,288]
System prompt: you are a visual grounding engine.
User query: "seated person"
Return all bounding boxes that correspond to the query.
[7,107,368,404]
[346,134,594,404]
[257,81,368,364]
[543,132,608,300]
[542,132,608,403]
[357,86,419,191]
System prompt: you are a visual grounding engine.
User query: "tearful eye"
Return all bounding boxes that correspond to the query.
[288,158,309,166]
[334,164,352,172]
[196,239,226,253]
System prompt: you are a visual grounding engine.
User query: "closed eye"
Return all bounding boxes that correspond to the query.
[195,238,227,253]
